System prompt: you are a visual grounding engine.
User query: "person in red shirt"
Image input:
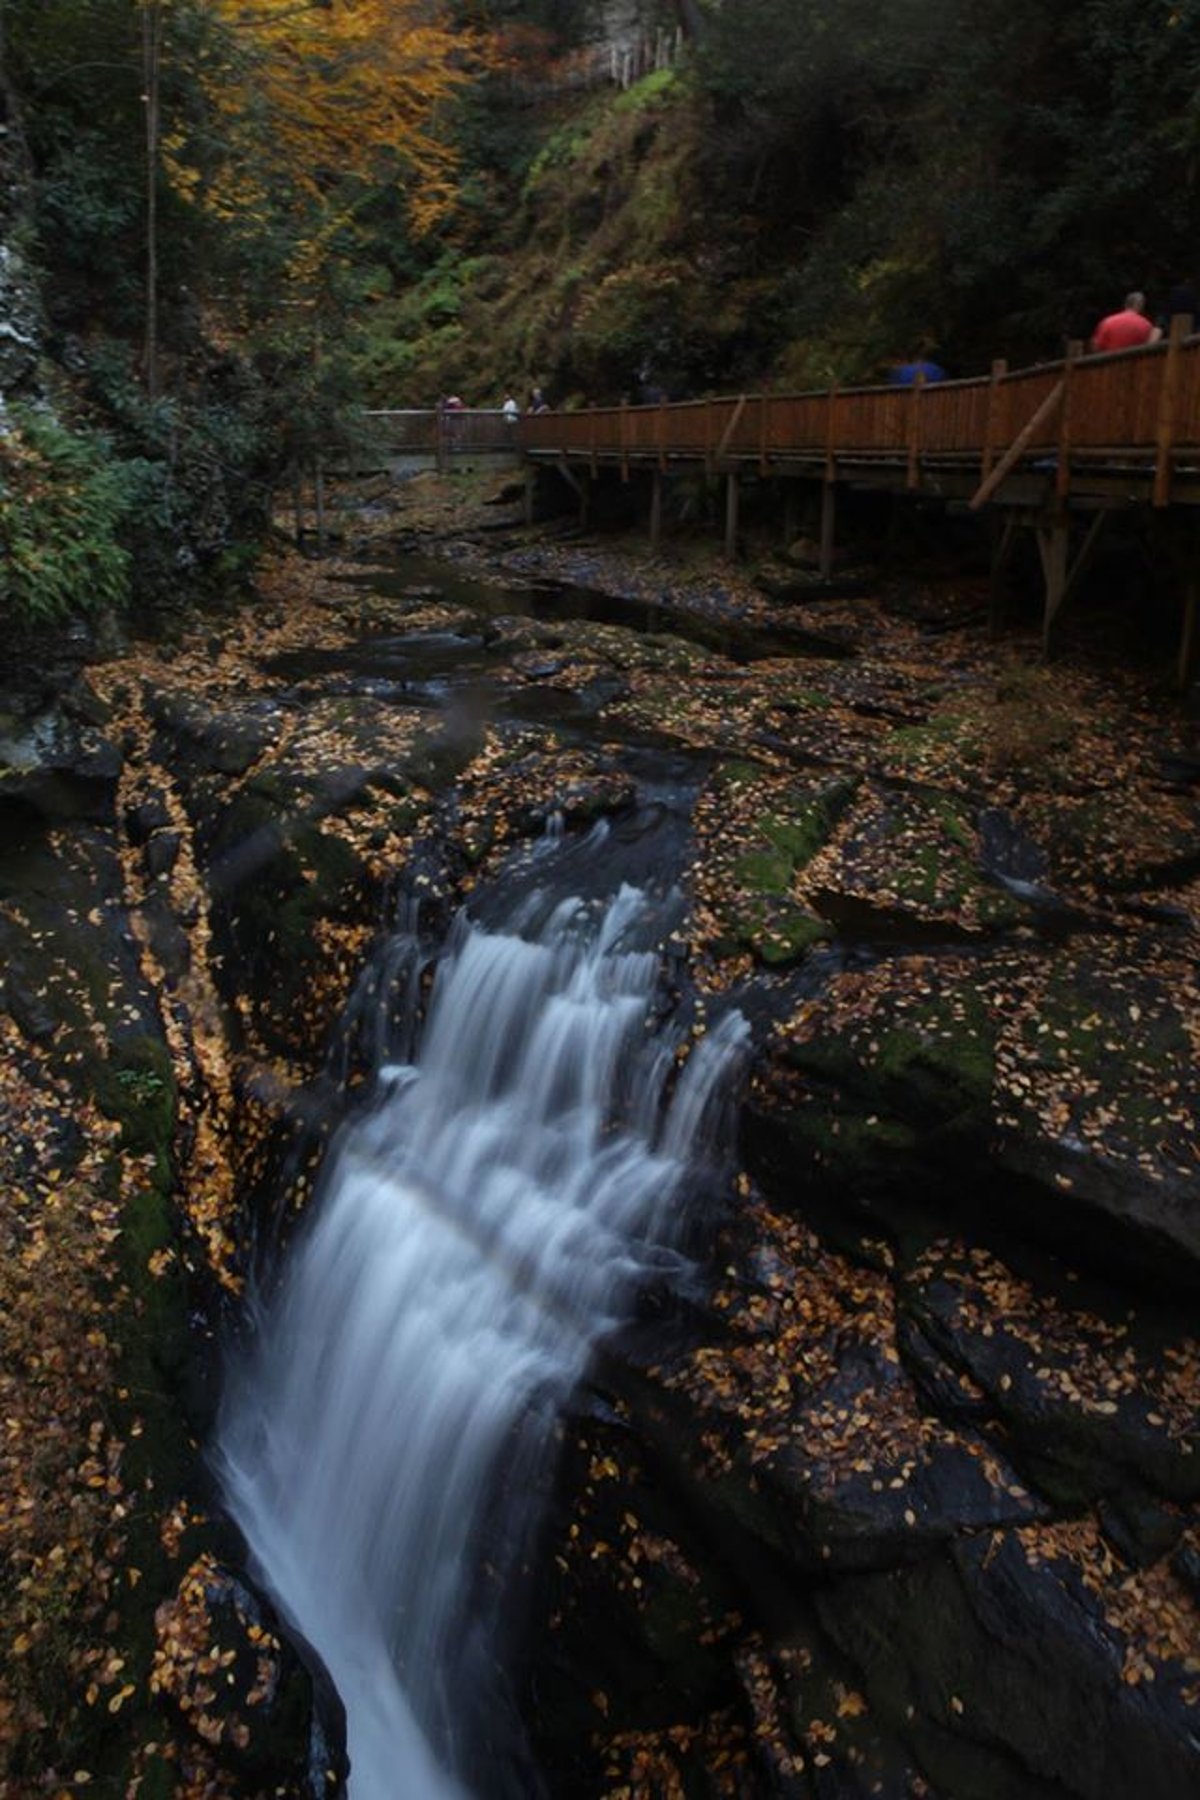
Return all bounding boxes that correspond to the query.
[1090,291,1162,352]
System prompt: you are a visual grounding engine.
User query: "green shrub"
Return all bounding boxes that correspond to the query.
[0,409,134,623]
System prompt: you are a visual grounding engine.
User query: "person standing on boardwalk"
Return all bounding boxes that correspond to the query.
[888,351,947,386]
[1090,292,1161,352]
[1158,277,1198,332]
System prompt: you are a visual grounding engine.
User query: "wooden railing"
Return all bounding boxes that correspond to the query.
[516,328,1200,505]
[363,408,518,456]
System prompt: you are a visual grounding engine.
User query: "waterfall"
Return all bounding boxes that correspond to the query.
[217,876,747,1799]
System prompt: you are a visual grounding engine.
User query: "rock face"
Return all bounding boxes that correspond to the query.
[0,698,123,821]
[0,68,43,409]
[469,537,1200,1797]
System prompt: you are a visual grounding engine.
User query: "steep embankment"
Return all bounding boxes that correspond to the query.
[360,59,786,410]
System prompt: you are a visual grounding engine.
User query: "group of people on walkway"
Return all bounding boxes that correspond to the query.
[439,386,551,420]
[438,284,1197,425]
[885,279,1197,390]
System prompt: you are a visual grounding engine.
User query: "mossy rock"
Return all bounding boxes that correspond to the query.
[805,784,1026,933]
[706,772,859,966]
[91,1034,176,1158]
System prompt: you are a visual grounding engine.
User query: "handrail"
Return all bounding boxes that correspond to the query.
[512,335,1200,504]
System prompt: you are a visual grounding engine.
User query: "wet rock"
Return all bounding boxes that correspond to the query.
[650,1203,1047,1578]
[0,239,42,400]
[902,1240,1200,1510]
[3,961,60,1042]
[691,764,857,968]
[0,703,122,822]
[126,793,173,845]
[796,781,1028,936]
[746,939,1200,1290]
[136,890,192,988]
[147,690,283,777]
[815,1526,1200,1800]
[144,828,183,880]
[152,1555,346,1794]
[59,671,114,729]
[1098,1492,1185,1570]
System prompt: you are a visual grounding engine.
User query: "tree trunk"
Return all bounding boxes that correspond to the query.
[667,0,705,42]
[142,1,164,401]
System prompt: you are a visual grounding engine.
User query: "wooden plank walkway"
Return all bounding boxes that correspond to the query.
[518,324,1200,508]
[513,323,1200,683]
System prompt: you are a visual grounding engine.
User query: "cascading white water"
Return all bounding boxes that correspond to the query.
[217,878,747,1799]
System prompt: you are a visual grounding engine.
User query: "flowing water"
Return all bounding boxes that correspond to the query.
[217,836,747,1797]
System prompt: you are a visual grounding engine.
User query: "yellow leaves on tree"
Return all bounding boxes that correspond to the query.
[170,0,480,261]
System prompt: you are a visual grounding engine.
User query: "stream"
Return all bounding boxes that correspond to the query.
[215,557,751,1796]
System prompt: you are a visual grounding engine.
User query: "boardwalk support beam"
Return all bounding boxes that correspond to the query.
[783,483,799,548]
[1180,572,1199,694]
[1154,312,1192,507]
[988,511,1021,637]
[970,380,1065,511]
[1039,515,1070,655]
[819,478,836,580]
[724,472,740,560]
[650,469,663,550]
[555,458,584,505]
[717,395,747,464]
[1038,509,1107,655]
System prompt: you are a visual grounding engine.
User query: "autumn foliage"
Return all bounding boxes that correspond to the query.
[175,0,481,249]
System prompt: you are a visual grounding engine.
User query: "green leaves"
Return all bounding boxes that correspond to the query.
[0,411,133,623]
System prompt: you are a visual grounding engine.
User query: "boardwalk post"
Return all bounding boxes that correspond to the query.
[988,510,1020,638]
[758,393,769,476]
[825,382,838,482]
[983,359,1008,479]
[620,399,630,483]
[1039,514,1070,657]
[590,404,599,480]
[724,472,740,560]
[1180,570,1199,693]
[1154,312,1191,507]
[819,478,836,580]
[650,468,663,550]
[1057,341,1083,502]
[821,381,838,578]
[313,457,327,552]
[907,371,925,489]
[783,483,799,547]
[716,395,747,462]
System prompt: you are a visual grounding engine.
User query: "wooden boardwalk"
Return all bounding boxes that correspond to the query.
[362,330,1200,681]
[521,329,1200,504]
[516,323,1200,682]
[362,407,520,472]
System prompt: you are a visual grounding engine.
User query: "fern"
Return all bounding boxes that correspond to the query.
[0,409,133,624]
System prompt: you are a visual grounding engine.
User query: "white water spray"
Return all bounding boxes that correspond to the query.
[218,880,746,1798]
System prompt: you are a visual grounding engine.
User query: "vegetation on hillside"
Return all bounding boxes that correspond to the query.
[383,0,1200,404]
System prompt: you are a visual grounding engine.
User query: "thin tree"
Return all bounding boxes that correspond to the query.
[141,0,165,399]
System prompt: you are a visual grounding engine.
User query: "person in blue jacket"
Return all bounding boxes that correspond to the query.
[889,352,947,386]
